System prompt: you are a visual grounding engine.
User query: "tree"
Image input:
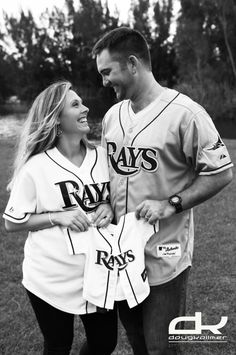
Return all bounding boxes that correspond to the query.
[0,41,19,102]
[174,0,236,119]
[175,0,236,85]
[132,0,152,41]
[131,0,177,86]
[151,0,177,86]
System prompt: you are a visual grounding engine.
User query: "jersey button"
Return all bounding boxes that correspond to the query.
[128,128,133,133]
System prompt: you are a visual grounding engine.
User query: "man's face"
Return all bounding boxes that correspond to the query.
[96,49,134,101]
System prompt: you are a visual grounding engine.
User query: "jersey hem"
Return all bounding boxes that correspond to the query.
[148,263,192,286]
[22,282,97,315]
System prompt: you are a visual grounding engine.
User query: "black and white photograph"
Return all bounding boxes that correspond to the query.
[0,1,235,354]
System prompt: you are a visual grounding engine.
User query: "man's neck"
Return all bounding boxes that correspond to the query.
[130,74,165,113]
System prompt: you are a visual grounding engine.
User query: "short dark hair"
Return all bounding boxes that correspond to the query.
[93,27,151,70]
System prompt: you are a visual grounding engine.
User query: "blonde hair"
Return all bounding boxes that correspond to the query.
[7,80,94,190]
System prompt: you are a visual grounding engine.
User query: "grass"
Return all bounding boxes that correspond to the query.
[0,138,235,355]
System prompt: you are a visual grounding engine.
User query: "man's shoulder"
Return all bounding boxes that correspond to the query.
[163,88,206,117]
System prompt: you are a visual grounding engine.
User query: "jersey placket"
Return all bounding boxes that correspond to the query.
[116,104,138,215]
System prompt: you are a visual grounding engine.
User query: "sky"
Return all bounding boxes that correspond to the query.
[0,0,180,24]
[0,0,180,38]
[0,0,132,23]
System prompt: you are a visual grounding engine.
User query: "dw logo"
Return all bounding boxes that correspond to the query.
[169,312,228,335]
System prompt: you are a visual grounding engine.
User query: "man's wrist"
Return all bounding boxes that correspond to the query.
[168,194,183,214]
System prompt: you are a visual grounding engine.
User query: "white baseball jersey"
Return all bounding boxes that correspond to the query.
[3,145,111,314]
[101,88,233,286]
[64,212,158,309]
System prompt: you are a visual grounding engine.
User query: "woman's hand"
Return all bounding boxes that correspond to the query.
[92,203,114,228]
[52,209,91,232]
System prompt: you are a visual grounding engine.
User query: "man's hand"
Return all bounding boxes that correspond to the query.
[135,199,175,224]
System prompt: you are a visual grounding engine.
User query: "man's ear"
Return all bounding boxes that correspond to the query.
[128,55,139,74]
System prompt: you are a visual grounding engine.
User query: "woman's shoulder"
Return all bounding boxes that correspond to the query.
[23,150,51,172]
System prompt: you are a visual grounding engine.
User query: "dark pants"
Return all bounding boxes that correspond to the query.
[118,267,190,355]
[26,290,117,355]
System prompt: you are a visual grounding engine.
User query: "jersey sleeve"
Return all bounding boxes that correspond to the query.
[182,110,233,175]
[3,167,36,223]
[139,218,159,245]
[125,212,158,245]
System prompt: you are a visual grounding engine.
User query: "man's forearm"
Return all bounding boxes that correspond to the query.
[135,168,233,223]
[178,168,233,211]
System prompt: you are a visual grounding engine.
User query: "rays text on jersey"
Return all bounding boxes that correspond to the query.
[55,180,110,211]
[95,249,135,271]
[107,142,158,176]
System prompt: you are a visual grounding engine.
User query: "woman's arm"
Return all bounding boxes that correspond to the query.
[5,209,91,233]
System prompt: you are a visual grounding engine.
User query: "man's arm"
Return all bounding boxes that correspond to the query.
[135,168,233,224]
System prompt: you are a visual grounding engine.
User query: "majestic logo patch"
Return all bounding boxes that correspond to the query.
[55,180,110,211]
[95,249,135,271]
[107,142,158,176]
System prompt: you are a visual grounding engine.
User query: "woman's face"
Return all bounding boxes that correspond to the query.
[59,90,90,136]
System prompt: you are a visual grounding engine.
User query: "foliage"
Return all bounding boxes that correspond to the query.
[0,0,235,120]
[0,30,19,102]
[174,0,236,120]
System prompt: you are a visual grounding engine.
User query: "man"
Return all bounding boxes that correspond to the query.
[93,27,233,355]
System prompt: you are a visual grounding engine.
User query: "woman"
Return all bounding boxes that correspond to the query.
[3,81,117,355]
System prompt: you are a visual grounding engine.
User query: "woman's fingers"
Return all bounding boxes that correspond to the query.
[66,206,113,231]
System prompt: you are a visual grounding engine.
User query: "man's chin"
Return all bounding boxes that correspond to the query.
[115,91,125,101]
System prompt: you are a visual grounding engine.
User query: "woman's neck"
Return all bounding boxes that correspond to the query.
[56,136,85,161]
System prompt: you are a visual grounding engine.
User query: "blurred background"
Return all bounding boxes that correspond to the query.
[0,2,235,354]
[0,0,236,140]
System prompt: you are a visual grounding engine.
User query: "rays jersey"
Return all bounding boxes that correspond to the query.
[3,146,110,314]
[101,88,233,286]
[64,212,158,309]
